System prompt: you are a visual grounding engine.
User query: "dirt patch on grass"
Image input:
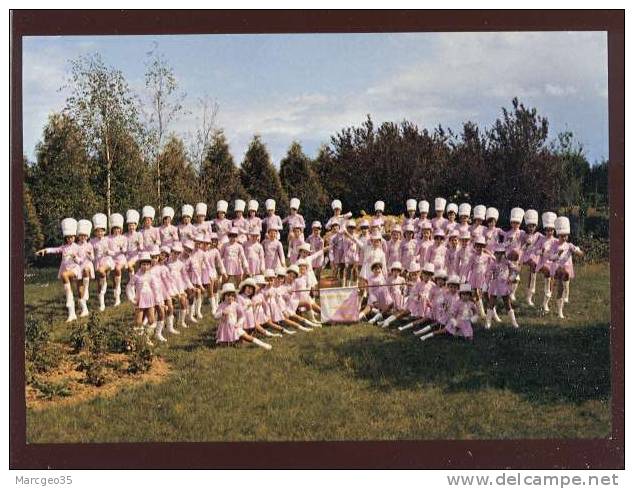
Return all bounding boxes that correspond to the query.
[26,353,170,411]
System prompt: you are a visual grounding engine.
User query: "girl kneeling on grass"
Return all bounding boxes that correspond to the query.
[284,264,322,328]
[420,283,478,342]
[35,217,82,323]
[214,283,272,350]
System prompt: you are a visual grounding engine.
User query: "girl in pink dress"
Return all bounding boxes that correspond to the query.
[214,283,272,350]
[140,206,161,250]
[415,200,430,238]
[484,207,504,252]
[431,197,448,233]
[385,261,407,316]
[306,221,325,283]
[35,217,82,322]
[251,275,291,336]
[360,261,394,324]
[213,200,232,245]
[287,224,306,265]
[470,205,486,238]
[75,219,94,317]
[457,203,471,235]
[417,222,433,266]
[243,228,265,277]
[485,245,520,329]
[420,283,477,342]
[130,252,160,345]
[428,229,448,271]
[536,212,558,312]
[148,246,168,343]
[386,225,403,270]
[159,207,180,246]
[180,240,199,325]
[445,203,459,234]
[445,230,461,276]
[283,198,305,237]
[520,209,543,306]
[278,267,319,329]
[549,217,584,319]
[394,263,436,331]
[221,228,250,286]
[502,208,526,301]
[403,199,418,229]
[464,235,494,318]
[125,209,144,274]
[399,224,418,273]
[457,231,473,282]
[378,262,423,328]
[178,204,196,242]
[155,245,180,340]
[193,202,212,242]
[188,236,206,320]
[168,242,191,330]
[327,221,345,282]
[261,269,307,333]
[262,225,285,270]
[246,200,262,237]
[296,243,330,291]
[342,220,360,286]
[108,213,128,307]
[414,273,460,338]
[325,199,352,230]
[289,262,323,325]
[207,233,227,313]
[90,213,113,312]
[232,199,249,244]
[404,269,448,334]
[263,199,283,240]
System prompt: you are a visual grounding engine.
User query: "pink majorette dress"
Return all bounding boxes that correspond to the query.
[46,242,82,279]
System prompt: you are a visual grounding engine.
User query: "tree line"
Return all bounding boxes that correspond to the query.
[23,52,609,259]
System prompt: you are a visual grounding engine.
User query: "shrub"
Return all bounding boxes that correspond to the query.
[25,316,62,374]
[577,235,609,263]
[76,354,110,387]
[127,337,154,374]
[70,313,137,354]
[31,378,72,400]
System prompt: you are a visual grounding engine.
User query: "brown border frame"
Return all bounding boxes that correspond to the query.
[9,9,625,469]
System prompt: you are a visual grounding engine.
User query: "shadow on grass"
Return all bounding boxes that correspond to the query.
[302,323,611,405]
[170,324,218,352]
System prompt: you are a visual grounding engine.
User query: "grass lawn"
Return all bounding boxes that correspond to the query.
[24,262,611,442]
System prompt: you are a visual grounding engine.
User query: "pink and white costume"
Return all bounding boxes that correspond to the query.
[132,270,158,309]
[243,240,265,276]
[141,227,161,250]
[221,242,249,277]
[262,238,285,270]
[214,301,246,343]
[446,300,477,339]
[46,243,82,279]
[367,274,393,310]
[90,236,114,271]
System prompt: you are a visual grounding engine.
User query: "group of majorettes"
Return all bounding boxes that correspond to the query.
[36,195,583,347]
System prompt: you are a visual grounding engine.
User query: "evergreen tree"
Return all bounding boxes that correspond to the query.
[155,135,199,210]
[240,135,288,214]
[199,130,249,209]
[279,141,328,225]
[23,159,44,261]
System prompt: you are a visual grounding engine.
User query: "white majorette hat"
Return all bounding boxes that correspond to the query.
[238,278,257,292]
[92,213,107,230]
[109,213,124,229]
[61,217,78,237]
[248,199,259,212]
[216,200,228,214]
[406,199,417,211]
[459,283,472,294]
[510,207,525,224]
[473,205,486,220]
[418,200,430,213]
[290,197,300,210]
[408,262,421,273]
[433,229,445,238]
[181,204,194,218]
[446,203,459,215]
[434,197,447,212]
[524,209,539,226]
[160,245,171,255]
[142,205,155,220]
[209,232,218,240]
[126,209,140,225]
[77,219,92,236]
[375,200,385,212]
[486,207,499,221]
[311,220,322,229]
[275,266,287,276]
[392,224,403,233]
[390,261,403,270]
[287,264,300,275]
[458,203,472,217]
[434,269,448,280]
[265,198,276,211]
[459,230,471,240]
[162,206,175,219]
[555,216,571,235]
[331,199,342,210]
[447,274,461,285]
[195,202,208,216]
[234,199,246,213]
[264,269,276,279]
[494,244,506,254]
[298,243,311,253]
[219,282,237,299]
[138,251,151,263]
[474,235,487,246]
[541,211,557,229]
[422,263,435,274]
[149,245,161,256]
[248,227,260,236]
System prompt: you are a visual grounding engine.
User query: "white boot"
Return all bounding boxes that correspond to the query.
[527,272,537,306]
[420,332,434,342]
[66,301,77,322]
[282,328,296,335]
[563,281,570,304]
[178,309,189,328]
[492,307,502,323]
[485,309,493,329]
[526,289,535,307]
[264,330,283,338]
[398,322,415,331]
[509,282,518,302]
[542,278,552,312]
[155,320,167,342]
[556,298,565,319]
[378,314,396,327]
[145,323,156,346]
[113,275,122,306]
[63,282,74,307]
[297,324,313,332]
[414,325,433,336]
[98,280,107,311]
[477,298,486,318]
[126,282,136,303]
[368,312,383,324]
[188,303,198,323]
[82,277,90,301]
[252,337,272,350]
[509,309,519,328]
[79,299,89,318]
[196,295,203,319]
[166,314,179,335]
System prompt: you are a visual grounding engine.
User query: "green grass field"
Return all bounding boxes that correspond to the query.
[24,263,611,442]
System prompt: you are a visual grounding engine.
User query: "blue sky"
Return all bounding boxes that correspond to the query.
[23,32,608,165]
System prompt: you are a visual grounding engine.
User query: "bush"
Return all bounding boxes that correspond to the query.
[577,235,609,263]
[31,378,72,400]
[127,337,154,374]
[70,313,136,354]
[76,354,110,387]
[25,316,62,375]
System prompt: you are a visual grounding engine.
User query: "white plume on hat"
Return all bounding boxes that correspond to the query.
[486,207,499,221]
[524,209,538,226]
[473,205,486,220]
[77,219,92,236]
[265,199,276,211]
[234,199,246,213]
[555,216,571,235]
[331,199,342,210]
[290,197,300,210]
[374,200,385,212]
[109,213,124,229]
[418,200,430,213]
[162,206,175,219]
[92,213,107,230]
[510,207,525,223]
[458,203,472,217]
[126,209,140,224]
[195,202,208,216]
[406,199,417,211]
[181,204,194,218]
[61,218,78,237]
[542,212,557,229]
[248,199,259,212]
[216,200,228,214]
[142,206,155,220]
[434,197,447,212]
[446,203,459,214]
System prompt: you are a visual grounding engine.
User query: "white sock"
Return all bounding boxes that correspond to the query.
[282,328,296,335]
[82,277,90,301]
[63,282,74,307]
[478,299,485,317]
[485,309,494,329]
[155,320,167,341]
[563,281,570,303]
[509,309,519,328]
[529,272,537,293]
[398,322,414,331]
[66,300,77,322]
[557,298,565,318]
[492,307,502,322]
[420,332,434,342]
[252,338,272,350]
[414,325,432,336]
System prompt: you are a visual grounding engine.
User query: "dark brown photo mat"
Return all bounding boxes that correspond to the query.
[9,9,625,470]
